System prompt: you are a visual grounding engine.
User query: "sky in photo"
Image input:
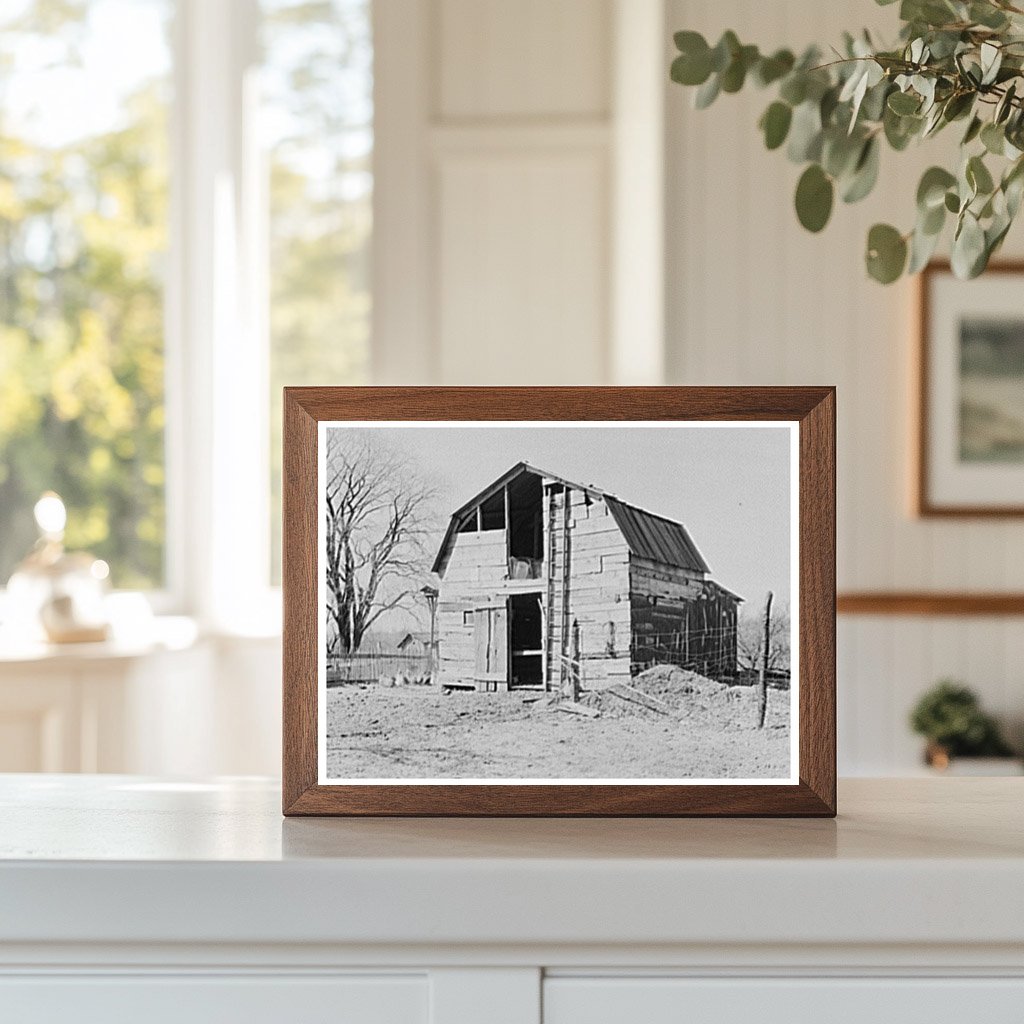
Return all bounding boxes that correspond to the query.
[326,423,794,628]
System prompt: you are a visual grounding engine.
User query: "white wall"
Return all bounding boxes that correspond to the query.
[373,0,666,386]
[665,0,1024,772]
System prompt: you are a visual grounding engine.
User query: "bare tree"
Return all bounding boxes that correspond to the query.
[324,430,436,654]
[737,600,790,672]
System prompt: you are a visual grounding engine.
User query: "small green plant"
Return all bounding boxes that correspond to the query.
[670,0,1024,283]
[909,679,1014,756]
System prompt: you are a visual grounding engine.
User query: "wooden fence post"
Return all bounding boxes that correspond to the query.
[567,619,581,702]
[758,591,774,729]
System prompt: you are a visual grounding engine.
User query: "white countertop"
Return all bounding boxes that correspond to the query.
[2,775,1023,951]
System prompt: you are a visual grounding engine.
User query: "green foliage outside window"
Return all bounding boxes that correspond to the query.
[264,0,372,582]
[0,0,170,588]
[0,0,373,592]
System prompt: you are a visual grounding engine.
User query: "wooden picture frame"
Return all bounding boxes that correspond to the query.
[917,260,1024,517]
[283,387,836,816]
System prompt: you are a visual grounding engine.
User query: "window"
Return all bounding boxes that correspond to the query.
[262,0,372,581]
[0,0,172,589]
[0,0,374,619]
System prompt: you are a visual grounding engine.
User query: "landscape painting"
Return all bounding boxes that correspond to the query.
[959,316,1024,463]
[317,422,798,785]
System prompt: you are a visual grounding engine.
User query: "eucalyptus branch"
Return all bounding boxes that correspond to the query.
[670,0,1024,282]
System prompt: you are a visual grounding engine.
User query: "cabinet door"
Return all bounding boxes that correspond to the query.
[544,977,1024,1024]
[0,974,427,1024]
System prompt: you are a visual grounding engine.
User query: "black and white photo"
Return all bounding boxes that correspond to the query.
[317,422,798,785]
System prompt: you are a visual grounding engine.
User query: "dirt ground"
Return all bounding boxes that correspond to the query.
[325,666,791,780]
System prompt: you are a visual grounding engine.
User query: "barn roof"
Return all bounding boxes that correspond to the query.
[431,462,711,576]
[604,495,711,574]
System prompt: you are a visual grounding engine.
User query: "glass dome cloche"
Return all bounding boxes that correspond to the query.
[5,492,111,645]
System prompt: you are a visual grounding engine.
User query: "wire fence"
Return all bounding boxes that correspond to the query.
[628,628,791,685]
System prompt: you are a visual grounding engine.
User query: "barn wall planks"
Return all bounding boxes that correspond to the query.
[665,0,1024,774]
[557,489,633,690]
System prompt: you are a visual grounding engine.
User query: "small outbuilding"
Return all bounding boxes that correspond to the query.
[431,462,742,692]
[396,632,430,655]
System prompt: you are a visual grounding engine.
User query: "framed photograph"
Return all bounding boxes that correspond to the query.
[283,387,835,816]
[918,261,1024,516]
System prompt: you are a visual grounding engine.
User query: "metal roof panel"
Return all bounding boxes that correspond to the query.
[605,495,712,575]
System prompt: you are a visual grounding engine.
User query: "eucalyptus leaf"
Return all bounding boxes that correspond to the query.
[671,51,711,87]
[942,92,974,122]
[921,103,942,138]
[914,75,937,111]
[908,222,942,273]
[962,115,983,145]
[754,49,795,87]
[822,129,863,178]
[787,101,823,162]
[888,90,921,115]
[866,223,908,283]
[795,164,834,232]
[694,73,721,109]
[710,31,740,73]
[1006,174,1024,218]
[760,102,793,150]
[884,106,921,150]
[904,0,958,28]
[820,85,841,126]
[996,82,1017,124]
[981,121,1006,155]
[842,137,881,203]
[779,73,807,106]
[917,166,957,210]
[970,2,1009,29]
[951,212,987,278]
[980,42,1003,86]
[927,30,962,60]
[921,200,946,235]
[721,44,759,92]
[861,79,892,122]
[1004,158,1024,216]
[967,154,995,195]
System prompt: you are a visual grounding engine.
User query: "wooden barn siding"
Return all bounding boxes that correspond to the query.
[628,559,740,678]
[436,528,511,684]
[556,490,633,690]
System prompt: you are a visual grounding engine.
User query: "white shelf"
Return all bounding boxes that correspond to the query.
[1,776,1023,950]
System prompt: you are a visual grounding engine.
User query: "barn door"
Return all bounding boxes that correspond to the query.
[473,606,508,687]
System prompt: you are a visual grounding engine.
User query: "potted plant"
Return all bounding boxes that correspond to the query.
[909,680,1019,772]
[670,0,1024,283]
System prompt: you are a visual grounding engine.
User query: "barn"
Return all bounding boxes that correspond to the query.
[431,462,742,693]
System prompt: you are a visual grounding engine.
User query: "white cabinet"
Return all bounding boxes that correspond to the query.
[1,975,428,1024]
[2,777,1023,1024]
[544,977,1024,1024]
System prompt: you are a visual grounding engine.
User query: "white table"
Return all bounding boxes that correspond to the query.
[1,775,1023,1022]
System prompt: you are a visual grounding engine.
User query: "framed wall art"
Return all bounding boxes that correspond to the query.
[918,261,1024,517]
[282,387,835,816]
